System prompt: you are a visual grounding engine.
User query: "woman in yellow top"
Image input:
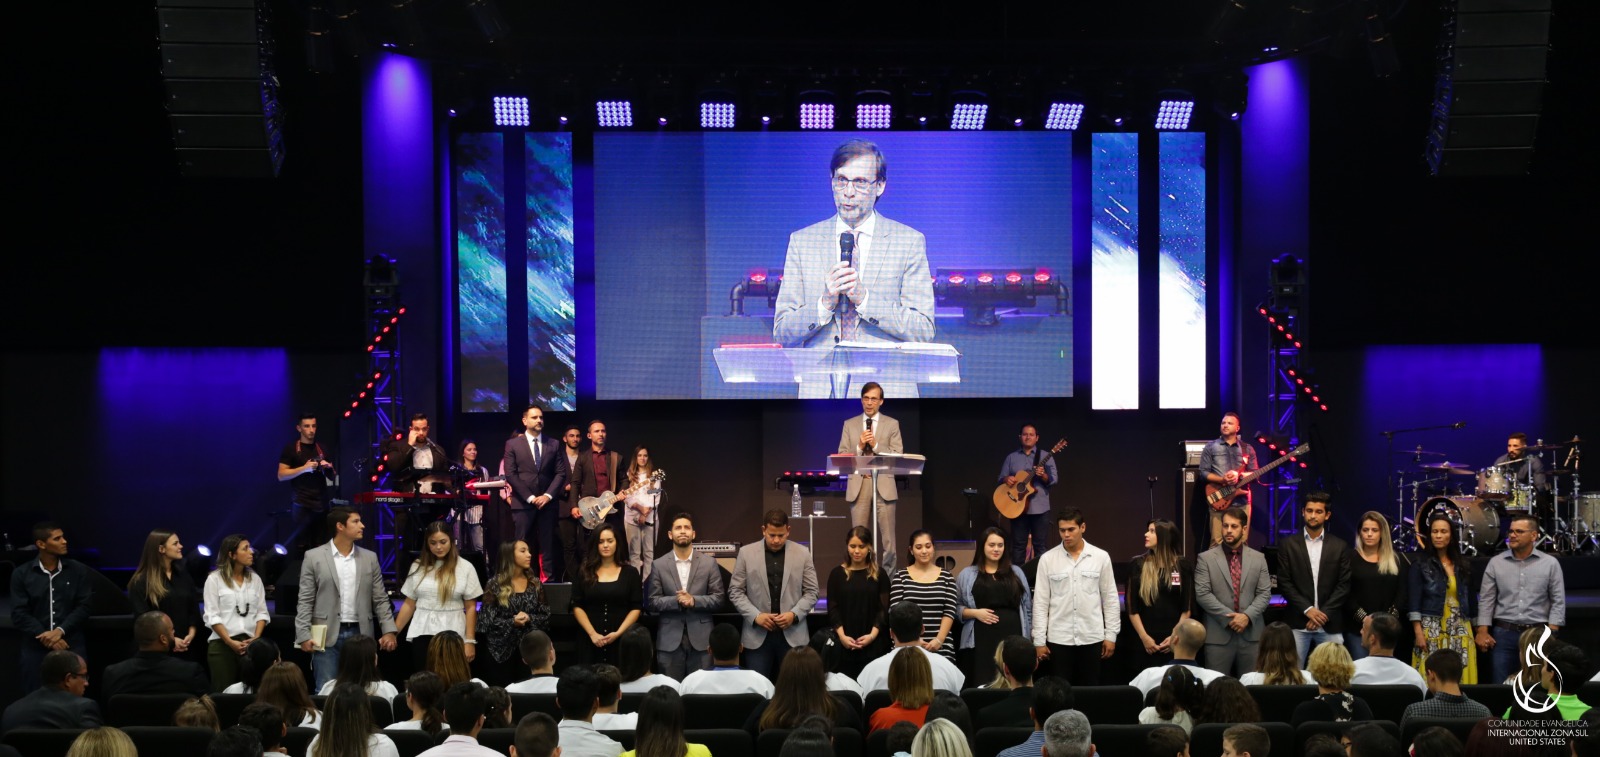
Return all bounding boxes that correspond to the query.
[1406,514,1477,683]
[620,686,709,757]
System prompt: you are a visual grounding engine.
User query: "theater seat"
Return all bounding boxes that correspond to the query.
[1,728,85,757]
[682,693,768,729]
[106,693,194,727]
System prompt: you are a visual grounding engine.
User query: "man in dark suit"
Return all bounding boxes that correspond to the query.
[1193,506,1272,676]
[502,404,568,579]
[565,419,624,581]
[977,635,1039,729]
[647,512,727,679]
[728,509,819,681]
[1276,491,1353,667]
[101,611,210,699]
[0,650,101,734]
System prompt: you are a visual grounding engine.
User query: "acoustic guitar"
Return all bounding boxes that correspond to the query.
[992,439,1068,519]
[579,470,666,529]
[1204,443,1310,510]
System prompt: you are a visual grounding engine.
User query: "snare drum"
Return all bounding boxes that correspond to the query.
[1418,495,1502,553]
[1506,485,1536,513]
[1579,492,1600,527]
[1478,468,1510,501]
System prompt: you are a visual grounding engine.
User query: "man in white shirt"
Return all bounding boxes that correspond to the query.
[679,623,775,697]
[589,664,637,731]
[1032,509,1120,685]
[555,666,624,757]
[1127,619,1224,696]
[504,630,559,694]
[1350,612,1426,693]
[418,682,500,756]
[857,602,967,693]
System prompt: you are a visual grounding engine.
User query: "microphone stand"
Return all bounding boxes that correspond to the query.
[1147,476,1158,522]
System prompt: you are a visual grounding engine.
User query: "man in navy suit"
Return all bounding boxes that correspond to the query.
[503,404,568,579]
[646,512,726,679]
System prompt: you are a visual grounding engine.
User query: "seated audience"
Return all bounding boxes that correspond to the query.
[996,677,1075,757]
[618,626,682,693]
[66,727,138,757]
[0,650,101,733]
[1139,665,1202,734]
[388,671,448,736]
[1128,619,1224,695]
[679,623,775,697]
[505,630,560,694]
[418,682,502,756]
[809,629,866,702]
[237,702,289,755]
[886,720,919,757]
[427,631,487,688]
[484,686,513,729]
[913,718,974,757]
[857,602,966,694]
[1400,648,1491,730]
[307,682,399,757]
[1196,678,1261,725]
[1504,638,1591,720]
[555,665,625,757]
[101,610,210,698]
[1041,710,1094,757]
[591,664,637,730]
[1145,724,1188,757]
[224,638,281,695]
[778,721,834,757]
[1350,612,1426,693]
[1240,622,1317,685]
[925,692,974,746]
[868,646,936,733]
[257,661,322,729]
[208,724,266,757]
[511,712,560,757]
[317,635,401,700]
[1292,641,1374,726]
[976,635,1038,729]
[1300,734,1346,757]
[177,694,222,731]
[1222,724,1269,757]
[1343,722,1402,757]
[747,646,863,734]
[1410,726,1465,757]
[622,687,709,757]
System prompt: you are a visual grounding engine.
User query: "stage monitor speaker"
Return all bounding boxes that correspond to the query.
[157,0,284,177]
[1426,0,1551,176]
[1179,467,1199,557]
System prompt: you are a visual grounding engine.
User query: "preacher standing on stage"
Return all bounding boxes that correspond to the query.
[839,382,902,573]
[773,139,935,399]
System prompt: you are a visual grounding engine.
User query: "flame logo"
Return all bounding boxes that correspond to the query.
[1511,626,1561,713]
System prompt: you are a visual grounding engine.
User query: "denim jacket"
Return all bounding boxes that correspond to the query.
[1407,555,1475,622]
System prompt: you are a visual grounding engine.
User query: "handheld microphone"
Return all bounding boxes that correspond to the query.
[838,232,855,319]
[864,416,874,455]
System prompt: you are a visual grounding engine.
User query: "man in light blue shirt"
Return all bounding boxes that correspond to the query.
[999,424,1062,564]
[1476,513,1565,683]
[997,677,1075,757]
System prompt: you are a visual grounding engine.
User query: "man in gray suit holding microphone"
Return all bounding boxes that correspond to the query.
[1193,506,1272,676]
[647,512,726,679]
[295,507,399,690]
[839,381,903,572]
[729,509,819,681]
[773,139,935,399]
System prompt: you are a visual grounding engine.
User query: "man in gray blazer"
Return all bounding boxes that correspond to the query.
[728,509,819,681]
[773,139,935,399]
[1193,506,1272,676]
[295,507,399,690]
[838,381,904,572]
[647,512,726,679]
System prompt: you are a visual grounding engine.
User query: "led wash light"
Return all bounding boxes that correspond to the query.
[799,103,834,130]
[492,96,529,127]
[1155,100,1195,130]
[597,100,633,127]
[1045,102,1084,130]
[700,102,735,128]
[856,103,892,129]
[950,103,988,130]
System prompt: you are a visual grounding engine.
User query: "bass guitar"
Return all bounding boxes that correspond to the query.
[992,439,1068,519]
[579,470,666,529]
[1205,443,1309,510]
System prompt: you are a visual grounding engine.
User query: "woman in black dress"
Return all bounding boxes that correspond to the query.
[1126,519,1192,670]
[129,529,203,665]
[1345,511,1408,662]
[571,523,642,666]
[827,526,889,679]
[477,539,550,686]
[957,527,1031,684]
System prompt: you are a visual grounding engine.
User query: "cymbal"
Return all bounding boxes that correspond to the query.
[1409,449,1448,457]
[1418,462,1475,475]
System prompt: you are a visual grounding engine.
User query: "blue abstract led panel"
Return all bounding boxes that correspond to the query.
[524,133,576,411]
[1159,133,1206,409]
[454,132,509,412]
[1091,133,1139,410]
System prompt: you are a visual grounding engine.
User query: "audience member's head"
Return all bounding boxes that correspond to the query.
[426,630,473,688]
[1344,723,1401,757]
[926,692,974,741]
[238,638,282,693]
[1411,726,1465,757]
[1308,641,1355,691]
[1221,724,1269,757]
[760,646,837,731]
[256,662,317,727]
[887,601,923,645]
[176,695,221,731]
[1173,618,1207,658]
[556,665,602,721]
[441,681,492,737]
[133,610,175,651]
[887,646,934,709]
[519,630,555,673]
[999,635,1037,685]
[1363,612,1403,655]
[1200,678,1260,724]
[1541,639,1590,694]
[617,626,656,683]
[403,670,447,736]
[1042,710,1092,757]
[913,718,974,757]
[236,702,287,753]
[206,726,264,757]
[483,686,513,729]
[779,724,833,757]
[808,628,845,674]
[66,726,138,757]
[1255,622,1303,686]
[710,623,742,664]
[334,634,382,688]
[592,664,623,710]
[1423,648,1466,692]
[315,682,379,757]
[1572,708,1600,757]
[1300,734,1345,757]
[634,685,689,757]
[511,712,560,757]
[885,721,920,756]
[1154,665,1203,721]
[1030,677,1075,730]
[1146,725,1189,757]
[41,650,87,694]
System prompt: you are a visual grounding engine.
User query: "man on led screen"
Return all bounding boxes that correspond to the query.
[773,139,935,398]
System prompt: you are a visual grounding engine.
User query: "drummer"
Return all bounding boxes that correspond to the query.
[1493,433,1547,492]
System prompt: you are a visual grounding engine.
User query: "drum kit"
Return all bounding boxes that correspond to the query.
[1393,436,1591,556]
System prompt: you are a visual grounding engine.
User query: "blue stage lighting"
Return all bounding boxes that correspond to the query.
[950,103,988,130]
[856,103,892,129]
[799,103,834,130]
[492,96,529,127]
[1155,100,1195,130]
[700,102,735,128]
[1044,102,1085,130]
[597,100,633,127]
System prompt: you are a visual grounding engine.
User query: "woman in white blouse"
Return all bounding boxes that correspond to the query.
[204,534,271,692]
[395,522,484,673]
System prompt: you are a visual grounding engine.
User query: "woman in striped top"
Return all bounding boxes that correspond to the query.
[889,530,958,663]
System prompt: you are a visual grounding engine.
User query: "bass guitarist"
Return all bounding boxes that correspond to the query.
[1198,412,1259,554]
[999,424,1062,564]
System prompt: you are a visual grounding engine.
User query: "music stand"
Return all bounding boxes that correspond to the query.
[827,454,926,560]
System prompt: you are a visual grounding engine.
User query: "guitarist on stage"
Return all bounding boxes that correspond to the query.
[566,420,624,581]
[999,424,1060,564]
[1198,412,1259,553]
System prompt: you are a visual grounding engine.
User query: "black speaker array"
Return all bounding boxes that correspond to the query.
[1426,0,1551,176]
[156,0,285,177]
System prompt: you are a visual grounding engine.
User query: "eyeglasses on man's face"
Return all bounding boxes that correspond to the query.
[831,176,879,193]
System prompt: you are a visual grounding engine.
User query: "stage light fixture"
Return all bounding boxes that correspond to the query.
[934,267,1067,325]
[729,269,783,314]
[699,102,735,128]
[597,100,633,127]
[799,102,834,130]
[949,91,988,130]
[857,103,892,129]
[492,96,529,127]
[1155,98,1195,130]
[1269,254,1305,314]
[1044,102,1085,130]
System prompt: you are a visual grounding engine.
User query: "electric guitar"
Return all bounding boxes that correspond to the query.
[992,439,1068,519]
[579,470,666,529]
[1205,443,1309,510]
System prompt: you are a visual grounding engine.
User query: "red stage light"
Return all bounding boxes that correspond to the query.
[390,317,399,324]
[350,401,359,408]
[1036,270,1052,283]
[1005,272,1023,284]
[370,475,378,482]
[948,274,966,284]
[977,273,995,284]
[373,372,381,379]
[366,382,374,389]
[374,335,383,343]
[398,307,407,314]
[344,411,352,418]
[1319,404,1329,412]
[357,392,366,399]
[751,273,767,283]
[366,345,374,353]
[382,326,390,333]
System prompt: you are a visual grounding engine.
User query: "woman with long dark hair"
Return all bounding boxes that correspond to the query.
[317,634,399,700]
[456,438,486,553]
[1408,513,1478,683]
[828,526,889,678]
[1347,511,1408,662]
[1138,665,1202,734]
[203,534,270,691]
[747,646,861,734]
[889,530,959,663]
[425,631,485,689]
[385,670,447,736]
[1241,621,1316,685]
[223,638,280,694]
[623,687,709,757]
[256,661,321,729]
[129,529,201,661]
[395,521,484,673]
[307,682,399,757]
[618,626,681,692]
[477,539,550,686]
[1197,678,1261,724]
[1127,519,1192,670]
[572,523,643,665]
[956,527,1031,683]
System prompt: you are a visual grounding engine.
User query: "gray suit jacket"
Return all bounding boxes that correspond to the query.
[295,542,398,645]
[728,541,819,649]
[1193,544,1272,645]
[838,413,903,502]
[773,214,935,348]
[646,552,725,652]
